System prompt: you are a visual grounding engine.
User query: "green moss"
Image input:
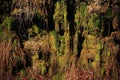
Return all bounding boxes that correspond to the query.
[94,53,100,62]
[1,17,14,30]
[88,13,100,27]
[80,2,87,17]
[94,17,100,27]
[75,2,87,28]
[49,31,58,51]
[106,8,113,19]
[13,39,17,46]
[84,13,101,35]
[40,60,47,75]
[100,67,105,78]
[0,17,15,40]
[58,35,65,56]
[86,35,97,49]
[92,61,96,68]
[32,24,39,34]
[97,43,103,50]
[53,0,67,31]
[53,1,67,23]
[107,50,111,56]
[52,73,65,80]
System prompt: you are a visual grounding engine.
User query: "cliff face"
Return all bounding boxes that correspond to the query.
[0,0,120,80]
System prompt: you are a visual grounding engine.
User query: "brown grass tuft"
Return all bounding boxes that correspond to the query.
[0,32,26,80]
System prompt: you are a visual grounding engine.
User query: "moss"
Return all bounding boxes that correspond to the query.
[75,2,87,28]
[85,35,97,49]
[53,0,67,31]
[40,60,47,75]
[107,50,111,56]
[94,17,100,27]
[94,53,100,62]
[32,24,40,34]
[52,73,65,80]
[100,67,105,78]
[88,13,100,27]
[97,44,102,50]
[106,8,113,19]
[97,39,103,50]
[12,8,22,15]
[80,2,87,17]
[1,17,14,30]
[92,61,96,68]
[53,1,66,23]
[32,53,47,75]
[58,35,65,56]
[0,17,14,40]
[49,31,58,51]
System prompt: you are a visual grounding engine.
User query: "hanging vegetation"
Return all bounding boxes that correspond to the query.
[0,0,120,80]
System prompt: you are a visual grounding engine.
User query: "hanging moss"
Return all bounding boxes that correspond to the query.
[75,2,87,29]
[87,13,101,35]
[49,31,58,52]
[53,1,67,23]
[0,0,120,79]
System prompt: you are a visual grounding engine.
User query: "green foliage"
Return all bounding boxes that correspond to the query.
[75,2,87,28]
[83,13,101,36]
[94,17,100,27]
[80,2,87,17]
[88,13,100,27]
[106,8,113,19]
[1,17,14,30]
[0,17,14,40]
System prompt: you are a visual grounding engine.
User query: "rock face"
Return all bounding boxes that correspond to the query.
[0,0,120,80]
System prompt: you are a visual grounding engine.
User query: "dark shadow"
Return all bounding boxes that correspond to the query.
[66,0,76,51]
[77,27,84,57]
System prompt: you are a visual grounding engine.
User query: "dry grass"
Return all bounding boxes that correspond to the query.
[65,56,94,80]
[11,0,48,39]
[0,32,26,80]
[24,34,51,54]
[11,0,47,24]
